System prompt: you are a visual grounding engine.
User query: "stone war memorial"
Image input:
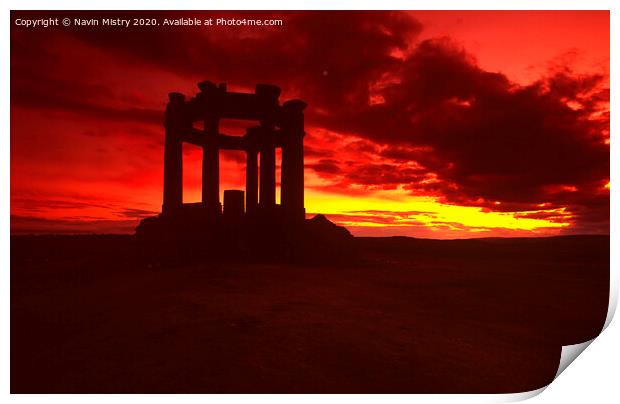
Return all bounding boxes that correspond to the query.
[136,81,352,262]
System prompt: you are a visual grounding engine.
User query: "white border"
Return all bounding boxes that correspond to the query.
[2,1,617,403]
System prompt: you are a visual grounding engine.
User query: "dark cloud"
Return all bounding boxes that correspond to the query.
[344,163,427,189]
[313,38,609,231]
[10,197,113,212]
[323,38,608,189]
[10,215,138,234]
[66,11,422,108]
[115,208,158,219]
[306,159,342,176]
[11,60,162,125]
[304,146,334,159]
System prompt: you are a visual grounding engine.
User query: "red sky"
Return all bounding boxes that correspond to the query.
[10,11,610,238]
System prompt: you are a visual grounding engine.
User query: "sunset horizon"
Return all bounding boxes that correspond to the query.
[10,10,610,238]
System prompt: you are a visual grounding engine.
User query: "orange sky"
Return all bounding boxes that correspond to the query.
[10,11,609,237]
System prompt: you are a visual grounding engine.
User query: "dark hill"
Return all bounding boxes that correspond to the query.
[11,234,609,393]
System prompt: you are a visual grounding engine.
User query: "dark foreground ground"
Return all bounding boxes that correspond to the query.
[11,234,609,393]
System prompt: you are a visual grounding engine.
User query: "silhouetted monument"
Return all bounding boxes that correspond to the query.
[137,81,352,263]
[162,81,306,223]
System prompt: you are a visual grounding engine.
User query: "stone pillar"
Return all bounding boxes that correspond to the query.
[223,189,245,221]
[280,100,307,222]
[246,149,258,214]
[162,92,185,216]
[194,81,222,217]
[259,130,276,208]
[202,115,220,216]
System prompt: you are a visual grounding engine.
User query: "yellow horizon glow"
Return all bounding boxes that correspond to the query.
[305,188,570,231]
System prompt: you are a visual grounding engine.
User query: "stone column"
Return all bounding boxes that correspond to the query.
[223,189,245,221]
[259,129,276,208]
[280,100,307,222]
[162,92,185,216]
[246,148,258,214]
[194,81,222,217]
[202,115,220,216]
